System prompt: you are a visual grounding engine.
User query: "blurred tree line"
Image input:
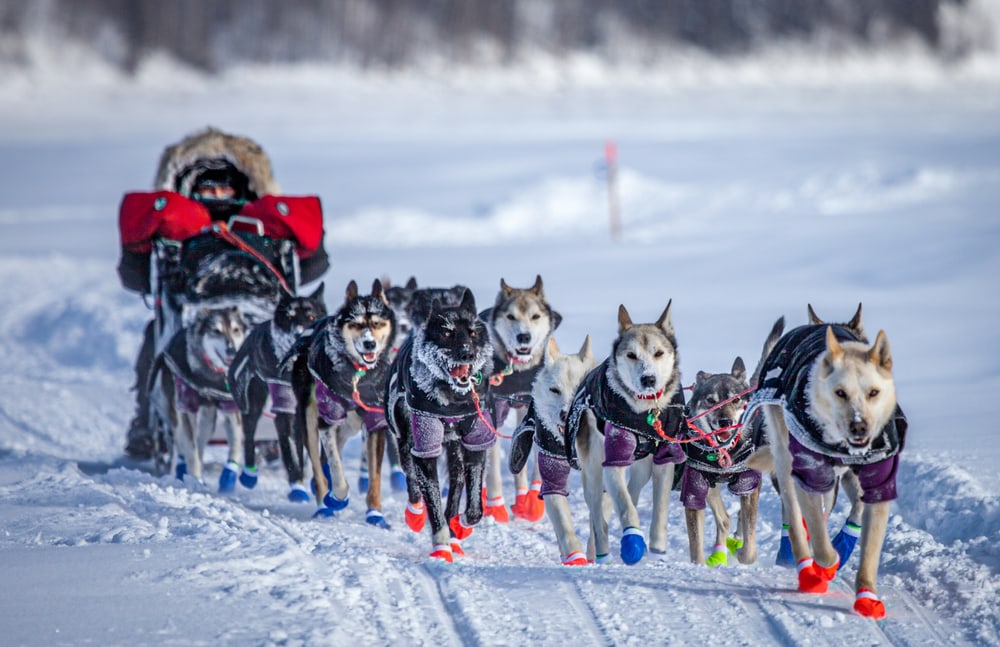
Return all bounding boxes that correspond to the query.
[0,0,963,73]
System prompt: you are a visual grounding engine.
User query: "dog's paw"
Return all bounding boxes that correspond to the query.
[832,522,862,569]
[853,589,887,619]
[796,558,838,594]
[620,527,646,565]
[429,544,454,563]
[390,466,407,492]
[592,553,611,565]
[726,536,744,555]
[323,492,349,511]
[357,468,370,494]
[174,458,187,481]
[776,535,795,568]
[521,481,545,522]
[449,515,474,540]
[706,545,728,568]
[312,506,337,519]
[239,466,258,490]
[510,489,530,520]
[365,509,391,530]
[562,551,588,566]
[218,461,239,494]
[484,494,510,523]
[450,539,465,558]
[405,501,426,533]
[287,483,310,503]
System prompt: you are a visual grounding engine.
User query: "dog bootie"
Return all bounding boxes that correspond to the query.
[323,492,349,511]
[365,509,391,530]
[218,461,239,493]
[429,544,454,563]
[449,515,474,541]
[620,527,647,565]
[796,557,839,594]
[312,506,336,519]
[706,544,728,568]
[239,466,258,490]
[484,494,510,523]
[521,481,545,522]
[390,465,407,492]
[357,467,370,494]
[832,521,862,569]
[592,554,611,565]
[450,539,465,558]
[311,462,334,495]
[776,525,795,568]
[288,483,310,503]
[174,456,187,481]
[562,551,588,566]
[510,488,530,520]
[854,588,887,619]
[405,500,426,533]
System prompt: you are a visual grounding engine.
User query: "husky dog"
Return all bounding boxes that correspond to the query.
[287,280,396,525]
[566,302,687,565]
[481,275,562,523]
[228,284,327,502]
[385,288,496,562]
[155,306,248,490]
[681,357,760,567]
[509,335,595,565]
[744,305,907,619]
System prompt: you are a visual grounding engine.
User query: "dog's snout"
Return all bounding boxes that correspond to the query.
[718,418,733,429]
[362,339,377,351]
[457,345,475,362]
[516,332,531,345]
[640,374,657,389]
[850,419,869,436]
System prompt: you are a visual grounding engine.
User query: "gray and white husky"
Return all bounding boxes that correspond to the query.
[745,304,907,619]
[566,301,687,565]
[481,275,561,523]
[156,306,248,489]
[509,335,595,564]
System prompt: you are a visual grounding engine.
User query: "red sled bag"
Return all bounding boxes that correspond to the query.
[238,195,324,259]
[118,191,212,253]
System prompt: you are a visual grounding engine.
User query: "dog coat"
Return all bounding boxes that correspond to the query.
[680,411,760,510]
[744,324,908,503]
[161,329,238,413]
[306,328,389,433]
[487,353,539,426]
[566,359,686,470]
[229,323,296,415]
[510,403,573,498]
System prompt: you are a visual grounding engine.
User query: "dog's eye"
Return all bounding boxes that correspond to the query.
[653,350,664,358]
[549,387,561,395]
[469,329,477,338]
[531,314,541,320]
[507,314,516,321]
[626,352,638,360]
[835,388,848,399]
[868,388,880,398]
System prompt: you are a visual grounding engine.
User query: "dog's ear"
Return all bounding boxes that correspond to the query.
[345,280,358,302]
[869,329,892,372]
[309,282,325,300]
[459,287,477,314]
[372,278,387,304]
[848,303,865,340]
[579,334,593,363]
[380,275,392,290]
[655,299,674,336]
[500,278,514,297]
[696,370,711,383]
[406,276,418,290]
[549,308,563,330]
[731,356,746,381]
[544,335,560,365]
[530,274,544,296]
[617,304,633,331]
[807,304,823,325]
[823,326,845,372]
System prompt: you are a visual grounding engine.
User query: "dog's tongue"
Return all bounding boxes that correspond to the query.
[450,364,471,380]
[362,352,377,364]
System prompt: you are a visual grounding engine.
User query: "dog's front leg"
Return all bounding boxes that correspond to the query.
[301,398,327,508]
[627,455,652,506]
[443,438,465,523]
[736,487,760,565]
[604,464,646,564]
[274,413,305,486]
[189,405,217,484]
[364,429,387,525]
[853,500,890,617]
[320,423,350,504]
[462,446,486,527]
[412,453,451,555]
[578,412,610,562]
[648,462,674,554]
[218,409,243,493]
[685,507,707,564]
[765,406,810,563]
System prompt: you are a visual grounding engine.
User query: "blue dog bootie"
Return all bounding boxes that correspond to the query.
[311,462,334,495]
[358,467,370,494]
[218,460,239,493]
[239,465,258,490]
[174,456,187,481]
[390,465,407,492]
[288,483,310,503]
[831,521,862,569]
[620,527,647,565]
[323,491,349,511]
[776,524,794,568]
[365,509,391,529]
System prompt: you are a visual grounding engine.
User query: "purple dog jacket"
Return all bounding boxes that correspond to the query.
[680,466,761,510]
[409,411,496,459]
[267,382,296,415]
[790,434,899,503]
[315,381,387,433]
[174,376,238,414]
[602,421,685,468]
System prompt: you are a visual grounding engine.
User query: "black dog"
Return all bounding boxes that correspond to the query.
[385,287,496,562]
[228,283,326,502]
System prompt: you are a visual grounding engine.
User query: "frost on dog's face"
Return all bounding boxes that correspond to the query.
[808,327,897,454]
[612,302,678,400]
[532,336,596,432]
[193,307,246,372]
[419,289,492,393]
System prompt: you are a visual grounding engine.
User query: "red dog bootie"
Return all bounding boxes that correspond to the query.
[521,481,545,522]
[562,550,588,566]
[854,589,886,619]
[449,515,474,540]
[405,500,426,533]
[450,538,466,558]
[510,487,530,519]
[484,493,510,523]
[796,557,839,593]
[429,544,453,563]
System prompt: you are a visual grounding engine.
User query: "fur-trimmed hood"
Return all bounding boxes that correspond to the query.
[154,127,280,198]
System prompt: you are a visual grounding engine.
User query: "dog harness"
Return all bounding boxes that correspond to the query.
[306,326,389,431]
[161,329,238,413]
[744,324,908,502]
[510,403,575,498]
[565,359,686,470]
[229,323,297,415]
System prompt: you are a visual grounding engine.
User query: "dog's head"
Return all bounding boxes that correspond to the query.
[273,282,328,336]
[808,326,896,454]
[609,300,680,405]
[415,288,493,393]
[489,275,562,367]
[187,306,247,373]
[331,279,396,369]
[408,285,468,330]
[689,357,749,444]
[383,276,419,344]
[531,335,596,433]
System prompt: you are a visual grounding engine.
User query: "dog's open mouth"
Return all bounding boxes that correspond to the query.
[360,352,378,365]
[511,349,533,363]
[449,364,473,385]
[715,430,734,444]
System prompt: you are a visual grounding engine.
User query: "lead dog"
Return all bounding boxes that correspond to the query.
[745,306,907,618]
[567,301,687,565]
[228,283,327,502]
[482,275,562,523]
[385,288,496,562]
[154,306,248,490]
[509,335,595,565]
[287,279,396,524]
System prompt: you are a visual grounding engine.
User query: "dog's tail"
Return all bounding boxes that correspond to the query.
[749,316,785,387]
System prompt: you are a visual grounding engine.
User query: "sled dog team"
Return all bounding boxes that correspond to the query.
[166,270,903,621]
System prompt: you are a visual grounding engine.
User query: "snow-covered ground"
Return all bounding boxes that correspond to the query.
[0,45,999,645]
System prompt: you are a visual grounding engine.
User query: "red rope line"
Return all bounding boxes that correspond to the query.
[210,222,292,295]
[351,369,385,414]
